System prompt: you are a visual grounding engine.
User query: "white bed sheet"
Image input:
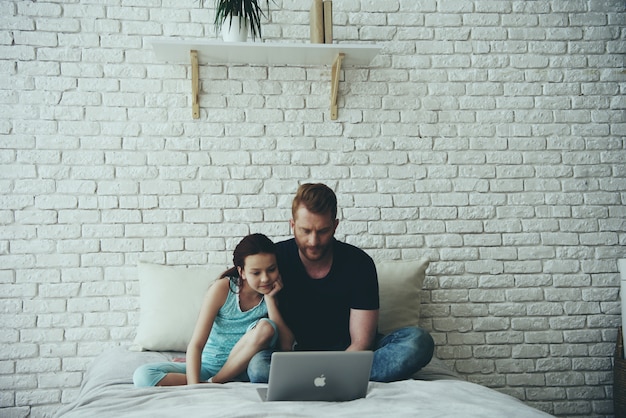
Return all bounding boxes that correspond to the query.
[55,348,553,418]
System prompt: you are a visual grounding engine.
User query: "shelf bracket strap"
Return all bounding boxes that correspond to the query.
[191,50,200,119]
[330,53,345,120]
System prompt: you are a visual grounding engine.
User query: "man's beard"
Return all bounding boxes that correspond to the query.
[299,242,331,262]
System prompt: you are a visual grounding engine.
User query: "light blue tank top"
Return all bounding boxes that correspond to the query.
[201,279,268,371]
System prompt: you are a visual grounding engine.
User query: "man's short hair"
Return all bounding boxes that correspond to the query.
[292,183,337,220]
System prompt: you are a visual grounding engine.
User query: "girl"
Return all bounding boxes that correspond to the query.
[133,233,294,386]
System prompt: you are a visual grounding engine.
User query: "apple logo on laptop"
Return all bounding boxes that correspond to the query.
[313,374,326,388]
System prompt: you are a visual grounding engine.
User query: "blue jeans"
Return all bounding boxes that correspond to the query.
[247,326,434,383]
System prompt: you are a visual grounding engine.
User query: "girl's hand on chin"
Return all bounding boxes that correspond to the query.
[266,277,283,297]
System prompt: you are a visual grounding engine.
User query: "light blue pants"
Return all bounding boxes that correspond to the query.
[133,318,278,387]
[133,360,218,387]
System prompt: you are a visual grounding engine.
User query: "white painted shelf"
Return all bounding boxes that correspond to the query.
[150,39,381,67]
[152,39,381,120]
[149,39,382,120]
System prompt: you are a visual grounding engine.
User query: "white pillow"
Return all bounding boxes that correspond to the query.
[376,258,429,335]
[131,262,226,352]
[131,259,429,351]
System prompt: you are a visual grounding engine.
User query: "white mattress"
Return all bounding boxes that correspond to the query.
[55,347,553,418]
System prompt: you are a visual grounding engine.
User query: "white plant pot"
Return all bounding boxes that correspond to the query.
[221,16,249,42]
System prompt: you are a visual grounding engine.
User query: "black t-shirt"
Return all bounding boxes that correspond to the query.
[275,238,379,351]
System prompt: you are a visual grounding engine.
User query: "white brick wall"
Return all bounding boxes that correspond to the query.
[1,0,625,416]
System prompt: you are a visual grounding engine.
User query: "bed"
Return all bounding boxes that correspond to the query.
[54,260,554,417]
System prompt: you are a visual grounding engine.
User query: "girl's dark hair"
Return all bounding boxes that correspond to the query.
[219,233,276,290]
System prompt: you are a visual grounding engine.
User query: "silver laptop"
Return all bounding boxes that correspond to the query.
[257,351,373,402]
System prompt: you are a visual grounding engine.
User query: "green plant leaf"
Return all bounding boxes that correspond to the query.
[211,0,272,40]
